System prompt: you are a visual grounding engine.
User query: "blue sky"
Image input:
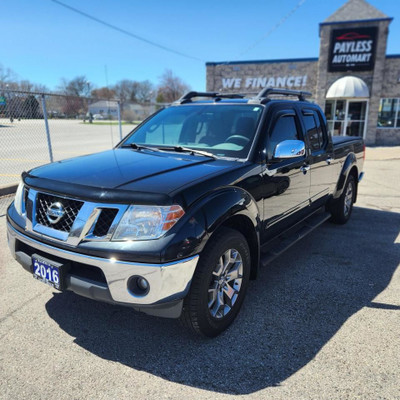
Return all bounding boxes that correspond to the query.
[2,0,399,91]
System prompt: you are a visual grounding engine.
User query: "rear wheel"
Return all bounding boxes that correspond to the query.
[180,227,250,337]
[330,174,356,224]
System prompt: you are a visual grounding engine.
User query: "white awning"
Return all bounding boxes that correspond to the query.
[326,76,370,99]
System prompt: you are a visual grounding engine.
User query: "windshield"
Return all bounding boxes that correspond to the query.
[120,104,264,158]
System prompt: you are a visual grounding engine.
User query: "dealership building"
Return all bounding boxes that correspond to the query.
[206,0,400,145]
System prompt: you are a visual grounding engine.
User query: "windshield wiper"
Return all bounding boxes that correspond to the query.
[163,146,217,159]
[128,143,162,152]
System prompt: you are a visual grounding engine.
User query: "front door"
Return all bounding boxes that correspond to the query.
[325,99,368,138]
[344,100,368,137]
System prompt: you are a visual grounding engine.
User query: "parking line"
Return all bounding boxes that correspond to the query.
[0,173,21,177]
[0,158,48,162]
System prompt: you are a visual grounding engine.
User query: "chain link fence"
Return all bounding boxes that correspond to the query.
[0,88,158,215]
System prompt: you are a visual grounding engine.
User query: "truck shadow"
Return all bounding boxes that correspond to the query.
[45,206,400,395]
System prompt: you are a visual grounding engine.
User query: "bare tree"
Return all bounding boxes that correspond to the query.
[135,80,154,103]
[0,64,17,87]
[91,87,116,99]
[112,79,137,103]
[58,76,93,97]
[156,69,190,103]
[18,80,34,92]
[32,83,50,93]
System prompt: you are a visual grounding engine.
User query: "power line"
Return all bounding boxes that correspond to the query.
[50,0,203,62]
[238,0,307,57]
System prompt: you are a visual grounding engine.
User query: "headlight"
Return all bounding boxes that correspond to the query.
[14,181,25,216]
[112,205,185,241]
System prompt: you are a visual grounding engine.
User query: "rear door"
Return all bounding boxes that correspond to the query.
[260,104,311,231]
[301,107,335,204]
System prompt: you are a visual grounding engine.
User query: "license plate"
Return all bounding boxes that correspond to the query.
[32,255,64,290]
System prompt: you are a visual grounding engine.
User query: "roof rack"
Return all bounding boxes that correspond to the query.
[175,91,246,104]
[254,88,312,103]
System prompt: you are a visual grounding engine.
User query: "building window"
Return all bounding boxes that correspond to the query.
[377,98,400,128]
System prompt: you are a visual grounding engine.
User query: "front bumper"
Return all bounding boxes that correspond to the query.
[7,221,199,318]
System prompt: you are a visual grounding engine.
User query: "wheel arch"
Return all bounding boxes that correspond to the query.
[348,165,359,203]
[199,187,261,280]
[219,214,260,280]
[334,152,359,199]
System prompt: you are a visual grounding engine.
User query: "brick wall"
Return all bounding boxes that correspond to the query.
[381,57,400,97]
[376,128,400,145]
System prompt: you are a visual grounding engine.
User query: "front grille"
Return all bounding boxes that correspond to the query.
[36,193,84,232]
[23,187,29,205]
[93,208,119,237]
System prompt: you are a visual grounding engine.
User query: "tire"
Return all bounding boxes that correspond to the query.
[180,227,251,337]
[329,174,356,224]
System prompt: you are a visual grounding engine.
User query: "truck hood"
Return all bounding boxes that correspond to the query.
[24,148,241,204]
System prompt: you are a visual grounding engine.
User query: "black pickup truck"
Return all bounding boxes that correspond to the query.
[7,88,365,337]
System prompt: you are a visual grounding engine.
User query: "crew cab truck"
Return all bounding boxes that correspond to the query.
[7,88,365,337]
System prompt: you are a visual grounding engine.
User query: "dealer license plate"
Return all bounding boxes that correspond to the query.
[32,256,63,290]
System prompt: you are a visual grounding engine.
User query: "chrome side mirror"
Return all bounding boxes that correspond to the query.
[273,139,305,159]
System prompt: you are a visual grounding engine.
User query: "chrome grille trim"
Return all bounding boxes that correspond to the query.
[25,188,128,246]
[35,192,83,232]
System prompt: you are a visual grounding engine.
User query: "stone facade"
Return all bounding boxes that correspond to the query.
[381,57,400,97]
[376,128,400,145]
[377,56,400,144]
[316,19,391,145]
[205,0,400,145]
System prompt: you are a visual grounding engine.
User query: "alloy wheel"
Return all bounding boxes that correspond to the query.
[344,183,353,217]
[208,248,243,319]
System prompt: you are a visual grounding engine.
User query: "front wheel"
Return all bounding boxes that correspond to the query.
[329,174,356,224]
[180,227,250,337]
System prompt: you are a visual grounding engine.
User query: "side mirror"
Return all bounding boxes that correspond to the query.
[273,139,305,159]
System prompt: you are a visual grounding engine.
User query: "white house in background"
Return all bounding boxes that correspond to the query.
[88,101,156,120]
[88,100,118,118]
[126,103,156,120]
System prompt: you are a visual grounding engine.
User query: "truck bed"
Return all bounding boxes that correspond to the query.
[332,135,363,147]
[332,135,364,158]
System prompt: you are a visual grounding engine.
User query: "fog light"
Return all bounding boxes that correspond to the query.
[128,276,150,296]
[137,277,149,291]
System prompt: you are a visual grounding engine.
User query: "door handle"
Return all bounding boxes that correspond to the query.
[300,164,310,174]
[326,157,333,165]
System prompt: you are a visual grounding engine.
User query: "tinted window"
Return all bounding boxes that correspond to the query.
[303,110,327,152]
[268,115,299,159]
[303,114,320,151]
[314,111,328,149]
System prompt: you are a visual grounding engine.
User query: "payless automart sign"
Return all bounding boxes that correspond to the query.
[328,27,377,72]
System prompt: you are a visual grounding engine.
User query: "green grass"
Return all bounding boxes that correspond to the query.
[80,121,141,125]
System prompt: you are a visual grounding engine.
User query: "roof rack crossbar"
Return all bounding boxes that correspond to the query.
[255,88,312,102]
[175,91,246,104]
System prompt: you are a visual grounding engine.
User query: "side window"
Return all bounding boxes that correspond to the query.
[303,114,320,151]
[268,114,299,159]
[303,109,328,152]
[314,110,328,149]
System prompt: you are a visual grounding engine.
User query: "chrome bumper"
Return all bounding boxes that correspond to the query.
[7,222,199,306]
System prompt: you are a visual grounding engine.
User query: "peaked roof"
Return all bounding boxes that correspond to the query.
[324,0,389,23]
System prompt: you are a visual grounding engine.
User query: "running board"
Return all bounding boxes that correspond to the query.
[260,209,331,267]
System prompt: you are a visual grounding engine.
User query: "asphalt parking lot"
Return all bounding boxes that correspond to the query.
[0,147,399,400]
[0,118,134,186]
